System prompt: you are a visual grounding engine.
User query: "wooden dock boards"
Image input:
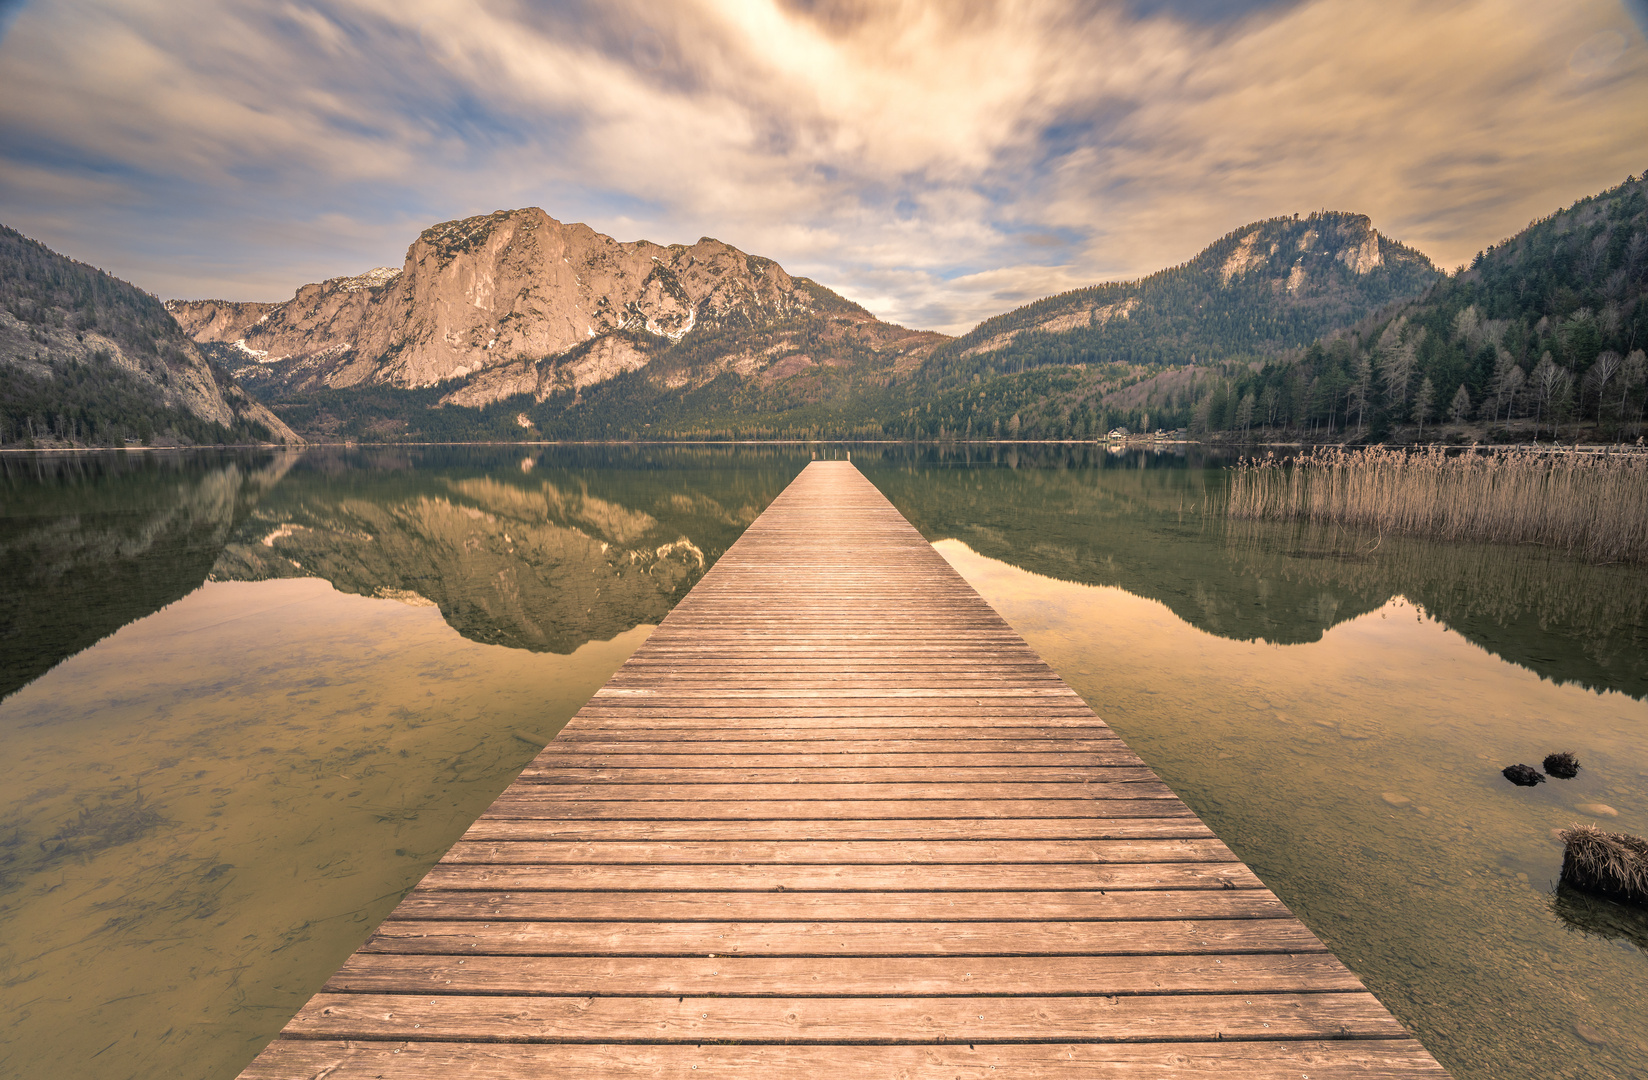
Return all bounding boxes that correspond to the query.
[240,461,1450,1079]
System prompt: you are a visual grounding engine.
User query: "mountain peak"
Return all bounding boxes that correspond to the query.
[168,208,918,406]
[1211,211,1413,285]
[937,210,1438,372]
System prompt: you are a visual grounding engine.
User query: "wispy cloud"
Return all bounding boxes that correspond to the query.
[1,0,1643,332]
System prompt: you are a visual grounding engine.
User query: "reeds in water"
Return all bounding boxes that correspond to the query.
[1226,447,1648,563]
[1561,824,1648,906]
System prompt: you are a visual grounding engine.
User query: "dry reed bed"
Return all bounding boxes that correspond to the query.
[1227,447,1648,564]
[1561,824,1648,906]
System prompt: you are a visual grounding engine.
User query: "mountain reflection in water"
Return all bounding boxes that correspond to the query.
[1,446,812,701]
[2,443,1644,1080]
[13,443,1635,702]
[0,450,298,701]
[860,443,1648,700]
[209,448,804,653]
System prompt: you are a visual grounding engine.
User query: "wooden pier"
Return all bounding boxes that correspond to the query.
[241,461,1448,1078]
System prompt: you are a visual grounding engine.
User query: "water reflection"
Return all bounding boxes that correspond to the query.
[0,579,648,1080]
[859,445,1648,699]
[0,450,298,701]
[4,443,1645,1080]
[0,446,807,1080]
[1551,883,1648,954]
[210,447,803,654]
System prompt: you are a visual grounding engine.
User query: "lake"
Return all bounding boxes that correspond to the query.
[1,444,1644,1080]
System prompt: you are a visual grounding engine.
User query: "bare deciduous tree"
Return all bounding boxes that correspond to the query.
[1532,353,1561,440]
[1451,307,1481,351]
[1415,376,1435,440]
[1349,352,1374,434]
[1380,328,1422,422]
[1258,385,1279,428]
[1487,349,1523,424]
[1590,351,1621,422]
[1449,383,1473,425]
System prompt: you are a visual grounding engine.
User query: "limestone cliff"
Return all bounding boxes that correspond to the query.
[170,208,940,407]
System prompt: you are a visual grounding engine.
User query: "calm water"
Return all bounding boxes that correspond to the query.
[1,444,1645,1080]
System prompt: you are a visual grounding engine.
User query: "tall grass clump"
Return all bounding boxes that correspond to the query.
[1561,824,1648,906]
[1227,447,1648,563]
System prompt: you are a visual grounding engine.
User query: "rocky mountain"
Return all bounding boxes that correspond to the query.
[209,448,805,653]
[927,211,1440,381]
[154,205,1454,443]
[0,223,300,447]
[169,208,943,410]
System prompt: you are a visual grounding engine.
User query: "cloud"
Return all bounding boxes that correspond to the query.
[0,0,1643,333]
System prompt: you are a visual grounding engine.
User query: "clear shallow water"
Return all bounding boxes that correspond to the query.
[1,443,1644,1080]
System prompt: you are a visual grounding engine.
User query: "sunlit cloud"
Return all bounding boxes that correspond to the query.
[0,0,1643,333]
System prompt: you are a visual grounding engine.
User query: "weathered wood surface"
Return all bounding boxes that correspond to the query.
[239,461,1448,1078]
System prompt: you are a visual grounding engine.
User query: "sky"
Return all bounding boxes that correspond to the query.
[0,0,1645,335]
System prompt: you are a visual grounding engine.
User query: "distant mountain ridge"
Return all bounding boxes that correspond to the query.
[13,201,1468,445]
[929,211,1441,379]
[168,207,942,410]
[0,223,299,447]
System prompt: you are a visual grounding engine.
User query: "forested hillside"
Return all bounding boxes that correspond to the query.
[921,212,1439,383]
[0,225,299,447]
[1190,176,1648,441]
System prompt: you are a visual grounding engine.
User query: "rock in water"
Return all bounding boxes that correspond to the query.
[1543,752,1581,779]
[1575,803,1620,818]
[1573,1020,1610,1046]
[1502,764,1545,787]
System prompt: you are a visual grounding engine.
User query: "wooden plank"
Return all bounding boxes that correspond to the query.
[358,919,1330,956]
[437,838,1241,864]
[534,741,1132,754]
[477,801,1194,822]
[322,952,1367,996]
[385,890,1290,923]
[545,738,1129,751]
[562,714,1107,726]
[413,863,1263,891]
[477,799,1193,820]
[236,460,1448,1080]
[456,819,1220,842]
[280,991,1407,1043]
[483,781,1179,800]
[520,754,1150,769]
[241,1040,1451,1079]
[516,766,1156,781]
